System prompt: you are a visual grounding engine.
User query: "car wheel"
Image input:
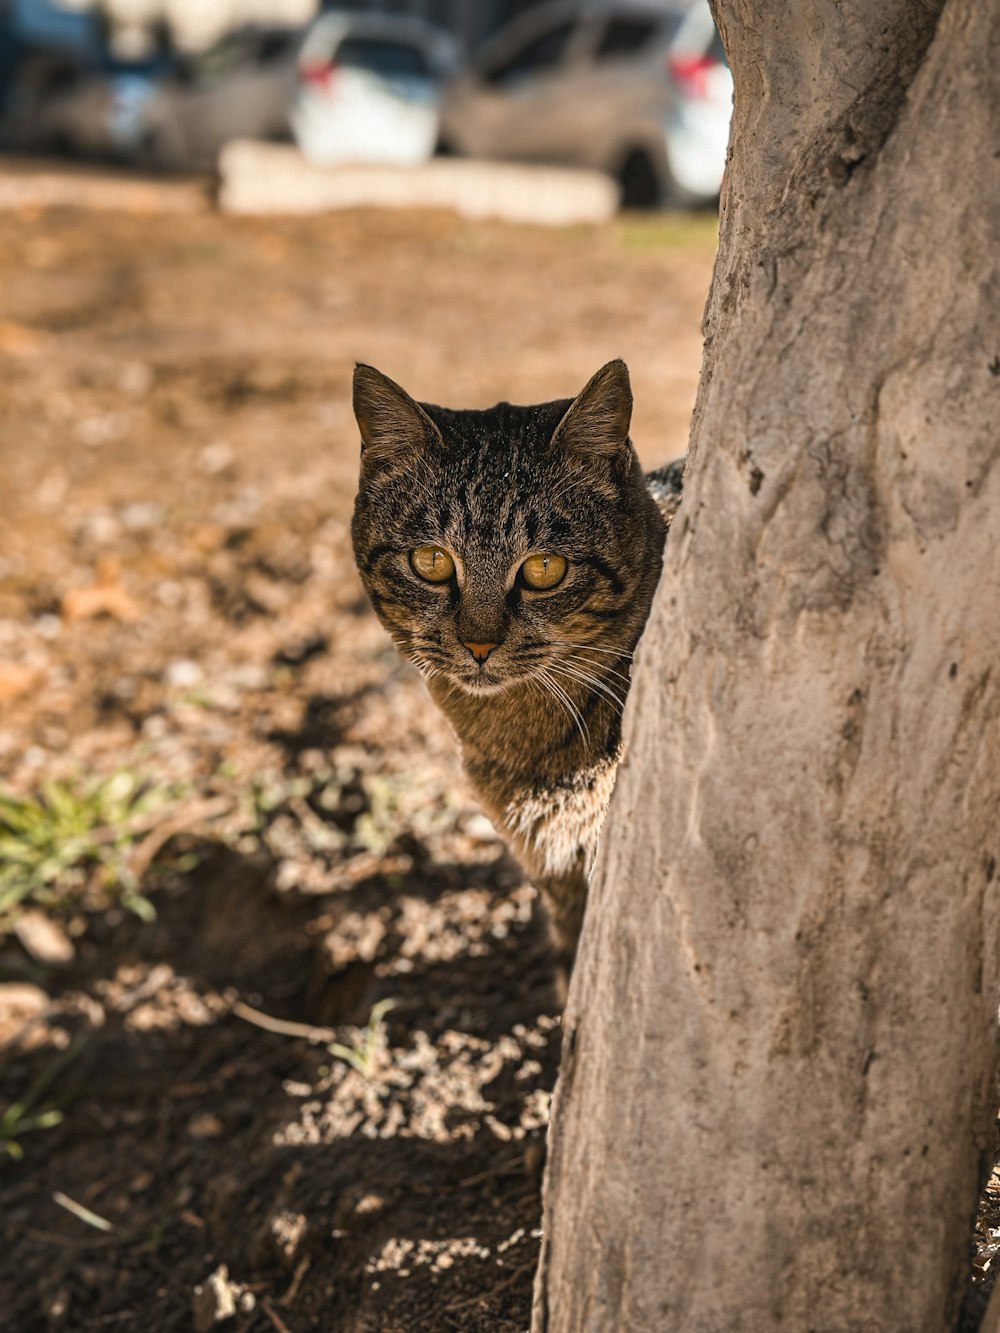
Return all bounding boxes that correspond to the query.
[51,131,77,160]
[137,129,173,172]
[619,148,663,209]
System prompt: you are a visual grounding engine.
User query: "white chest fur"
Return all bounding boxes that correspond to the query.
[503,756,619,880]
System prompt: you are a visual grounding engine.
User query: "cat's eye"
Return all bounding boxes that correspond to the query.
[521,552,568,590]
[410,546,455,583]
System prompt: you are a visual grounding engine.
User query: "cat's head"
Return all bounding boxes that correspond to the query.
[350,361,665,699]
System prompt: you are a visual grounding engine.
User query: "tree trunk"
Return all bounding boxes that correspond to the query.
[534,1,1000,1330]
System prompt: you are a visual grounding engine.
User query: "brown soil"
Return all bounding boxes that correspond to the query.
[2,191,996,1333]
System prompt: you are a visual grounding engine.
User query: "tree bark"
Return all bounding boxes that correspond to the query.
[534,1,1000,1330]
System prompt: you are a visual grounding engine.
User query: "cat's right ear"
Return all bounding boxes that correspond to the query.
[551,359,632,460]
[353,364,443,463]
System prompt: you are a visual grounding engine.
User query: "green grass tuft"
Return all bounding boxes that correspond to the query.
[328,998,397,1078]
[613,209,719,251]
[0,1035,86,1160]
[0,771,182,933]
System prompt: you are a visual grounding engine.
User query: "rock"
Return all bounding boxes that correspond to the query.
[75,412,130,448]
[463,813,499,841]
[271,1209,308,1267]
[0,982,50,1021]
[187,1113,225,1139]
[15,910,75,964]
[165,659,203,690]
[192,1264,253,1331]
[119,501,164,532]
[197,442,235,475]
[0,982,51,1048]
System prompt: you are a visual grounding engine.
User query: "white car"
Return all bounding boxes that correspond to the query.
[438,0,732,208]
[291,13,458,168]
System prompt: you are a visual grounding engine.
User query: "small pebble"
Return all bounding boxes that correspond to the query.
[165,659,203,690]
[120,501,165,531]
[198,442,235,475]
[15,910,75,964]
[187,1113,225,1139]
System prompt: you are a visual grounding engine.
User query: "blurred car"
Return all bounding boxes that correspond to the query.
[1,25,301,169]
[290,12,458,167]
[0,0,102,122]
[437,0,732,207]
[136,26,301,169]
[5,50,170,161]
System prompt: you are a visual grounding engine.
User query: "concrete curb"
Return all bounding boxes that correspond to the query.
[218,141,619,226]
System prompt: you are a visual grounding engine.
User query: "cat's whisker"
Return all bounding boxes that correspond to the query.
[550,677,626,721]
[546,661,628,715]
[526,675,580,747]
[559,641,635,662]
[563,652,634,688]
[528,670,566,728]
[536,668,590,746]
[566,665,630,713]
[407,648,447,682]
[413,657,462,700]
[548,673,591,745]
[555,646,636,690]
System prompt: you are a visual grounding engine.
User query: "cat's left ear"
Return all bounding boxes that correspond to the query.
[353,363,444,462]
[551,359,632,459]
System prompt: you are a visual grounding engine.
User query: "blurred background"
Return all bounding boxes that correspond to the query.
[0,0,731,206]
[0,5,770,1333]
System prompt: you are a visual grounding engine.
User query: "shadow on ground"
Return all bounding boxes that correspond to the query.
[1,831,559,1333]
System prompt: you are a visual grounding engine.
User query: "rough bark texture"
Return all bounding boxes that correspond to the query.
[534,1,1000,1330]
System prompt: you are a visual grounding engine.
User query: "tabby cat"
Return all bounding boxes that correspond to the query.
[351,359,682,981]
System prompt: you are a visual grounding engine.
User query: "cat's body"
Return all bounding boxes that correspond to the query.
[351,360,681,976]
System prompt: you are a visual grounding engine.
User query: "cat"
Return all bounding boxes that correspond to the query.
[350,359,683,982]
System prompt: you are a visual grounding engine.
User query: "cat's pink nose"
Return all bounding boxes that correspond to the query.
[462,641,499,663]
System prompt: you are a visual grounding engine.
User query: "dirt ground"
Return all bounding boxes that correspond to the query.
[1,187,997,1332]
[0,191,714,1333]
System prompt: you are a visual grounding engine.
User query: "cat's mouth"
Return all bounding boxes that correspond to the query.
[411,645,539,698]
[449,663,512,697]
[446,652,565,699]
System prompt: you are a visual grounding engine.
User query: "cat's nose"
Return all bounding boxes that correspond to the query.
[462,640,499,663]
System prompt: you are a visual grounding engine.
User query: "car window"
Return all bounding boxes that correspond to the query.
[182,35,249,84]
[483,20,575,87]
[335,37,431,79]
[595,17,661,59]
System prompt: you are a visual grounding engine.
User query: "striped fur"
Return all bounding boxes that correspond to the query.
[351,360,682,981]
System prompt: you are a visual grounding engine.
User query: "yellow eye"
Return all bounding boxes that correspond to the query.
[410,546,455,583]
[521,552,568,590]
